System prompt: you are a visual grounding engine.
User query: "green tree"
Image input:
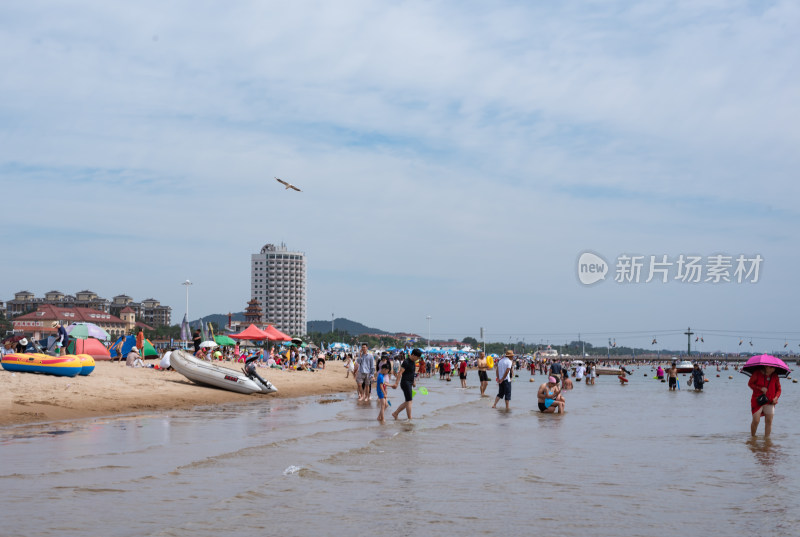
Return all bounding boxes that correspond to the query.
[142,324,181,341]
[0,312,12,335]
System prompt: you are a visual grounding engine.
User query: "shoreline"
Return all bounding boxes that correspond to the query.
[1,360,356,428]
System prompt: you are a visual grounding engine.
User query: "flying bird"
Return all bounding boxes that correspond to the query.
[275,177,301,192]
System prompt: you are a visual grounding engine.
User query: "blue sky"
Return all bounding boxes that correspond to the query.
[2,1,799,352]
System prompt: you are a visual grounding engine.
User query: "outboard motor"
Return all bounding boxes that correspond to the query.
[243,356,275,392]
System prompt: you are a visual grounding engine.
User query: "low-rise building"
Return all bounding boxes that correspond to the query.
[110,295,171,327]
[12,304,130,340]
[5,290,171,326]
[6,291,40,317]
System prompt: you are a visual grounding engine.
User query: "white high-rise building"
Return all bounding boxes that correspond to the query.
[251,243,307,336]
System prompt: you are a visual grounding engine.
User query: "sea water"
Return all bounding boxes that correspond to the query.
[1,369,798,537]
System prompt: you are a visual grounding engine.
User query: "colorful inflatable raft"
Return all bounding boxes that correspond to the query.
[77,354,96,376]
[1,353,85,377]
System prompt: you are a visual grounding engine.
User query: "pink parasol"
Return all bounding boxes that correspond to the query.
[740,354,792,378]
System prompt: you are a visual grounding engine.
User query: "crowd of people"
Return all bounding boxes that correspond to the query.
[0,333,787,437]
[341,346,576,420]
[334,345,787,437]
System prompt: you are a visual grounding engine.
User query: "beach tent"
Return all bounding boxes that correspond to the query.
[67,338,112,360]
[109,335,158,358]
[229,324,271,341]
[264,325,291,341]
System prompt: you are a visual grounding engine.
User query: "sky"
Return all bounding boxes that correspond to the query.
[2,1,799,353]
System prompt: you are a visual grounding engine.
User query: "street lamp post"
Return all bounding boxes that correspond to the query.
[182,280,193,320]
[426,315,431,348]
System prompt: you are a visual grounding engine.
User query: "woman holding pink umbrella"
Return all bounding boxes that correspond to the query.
[743,354,788,437]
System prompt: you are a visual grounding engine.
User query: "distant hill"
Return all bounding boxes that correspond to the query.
[190,314,390,337]
[307,318,391,336]
[190,312,246,329]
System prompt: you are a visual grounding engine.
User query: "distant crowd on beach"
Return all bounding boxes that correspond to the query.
[140,329,331,372]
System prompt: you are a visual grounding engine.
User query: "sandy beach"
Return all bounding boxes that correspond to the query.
[0,360,355,427]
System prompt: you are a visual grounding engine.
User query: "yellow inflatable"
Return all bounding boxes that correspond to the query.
[1,353,83,377]
[77,354,96,376]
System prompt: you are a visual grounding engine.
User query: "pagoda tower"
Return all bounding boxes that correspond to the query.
[244,298,262,325]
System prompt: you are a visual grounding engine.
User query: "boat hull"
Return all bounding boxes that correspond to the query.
[595,367,623,376]
[170,350,277,395]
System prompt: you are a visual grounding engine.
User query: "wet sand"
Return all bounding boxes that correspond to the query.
[0,360,355,427]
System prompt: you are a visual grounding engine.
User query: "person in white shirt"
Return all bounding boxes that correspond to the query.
[575,363,586,382]
[160,349,173,370]
[492,350,515,410]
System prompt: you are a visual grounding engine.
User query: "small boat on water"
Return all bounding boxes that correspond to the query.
[595,366,624,376]
[674,360,693,373]
[170,350,277,395]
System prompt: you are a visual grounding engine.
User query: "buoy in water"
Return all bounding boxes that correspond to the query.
[716,374,720,377]
[729,376,733,379]
[529,378,535,382]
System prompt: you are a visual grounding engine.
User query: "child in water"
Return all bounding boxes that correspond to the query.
[377,363,391,422]
[618,369,628,384]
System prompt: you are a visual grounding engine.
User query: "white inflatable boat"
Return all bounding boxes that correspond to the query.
[170,350,277,395]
